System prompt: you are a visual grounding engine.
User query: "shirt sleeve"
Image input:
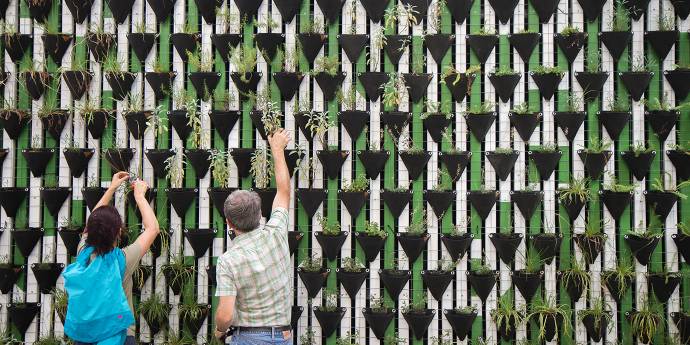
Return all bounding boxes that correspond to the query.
[122,242,143,277]
[215,258,238,297]
[265,207,289,234]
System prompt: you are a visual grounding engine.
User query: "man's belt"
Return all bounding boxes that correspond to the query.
[234,326,291,333]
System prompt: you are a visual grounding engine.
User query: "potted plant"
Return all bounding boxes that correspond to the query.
[273,48,304,101]
[509,29,540,62]
[22,136,55,177]
[489,230,522,265]
[527,296,570,341]
[250,94,283,141]
[668,141,690,181]
[440,64,478,103]
[627,301,663,344]
[0,258,23,294]
[600,175,635,221]
[336,257,368,299]
[646,176,690,221]
[646,12,679,60]
[86,28,114,63]
[207,149,233,214]
[171,22,199,63]
[530,65,564,100]
[0,104,30,140]
[249,147,276,217]
[313,290,346,337]
[665,63,690,100]
[512,247,544,302]
[102,53,135,101]
[359,67,389,102]
[440,225,472,262]
[512,186,544,223]
[144,57,176,101]
[25,0,52,22]
[402,60,432,104]
[401,296,434,340]
[508,102,541,142]
[62,140,95,178]
[602,260,635,303]
[161,254,195,295]
[491,291,524,341]
[464,101,496,141]
[529,231,560,264]
[624,228,661,266]
[339,175,369,217]
[358,137,390,180]
[81,177,106,211]
[3,29,31,63]
[164,151,196,217]
[555,25,586,64]
[424,172,455,218]
[187,49,220,101]
[486,147,519,181]
[444,306,476,341]
[39,177,71,218]
[383,33,411,65]
[574,219,606,265]
[421,100,452,143]
[314,215,348,261]
[127,22,156,63]
[312,113,349,180]
[21,63,51,101]
[489,66,520,103]
[558,177,590,221]
[102,144,134,173]
[397,210,430,263]
[353,221,387,263]
[576,60,609,102]
[145,145,176,179]
[397,137,431,182]
[313,55,345,101]
[674,222,690,263]
[61,59,91,101]
[620,143,655,182]
[578,137,612,180]
[254,32,284,61]
[297,256,328,298]
[122,93,150,140]
[421,259,456,301]
[554,94,586,142]
[379,259,411,299]
[293,157,326,219]
[209,95,241,143]
[559,257,591,301]
[468,258,497,302]
[77,99,112,139]
[132,265,152,294]
[599,0,632,62]
[179,298,209,336]
[438,135,471,182]
[297,18,326,64]
[645,97,684,143]
[380,186,412,218]
[362,297,395,340]
[138,293,170,335]
[578,298,611,342]
[37,99,69,141]
[467,26,498,64]
[649,269,681,303]
[620,56,654,102]
[381,109,411,142]
[31,257,64,294]
[51,288,67,324]
[467,187,499,221]
[8,301,40,335]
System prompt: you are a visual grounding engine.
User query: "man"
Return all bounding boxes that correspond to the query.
[214,128,293,345]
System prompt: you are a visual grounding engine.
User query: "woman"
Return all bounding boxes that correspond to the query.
[70,172,160,345]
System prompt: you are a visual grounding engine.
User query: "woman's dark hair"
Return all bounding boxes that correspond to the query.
[85,206,123,255]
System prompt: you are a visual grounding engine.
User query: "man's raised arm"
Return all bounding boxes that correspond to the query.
[269,129,291,210]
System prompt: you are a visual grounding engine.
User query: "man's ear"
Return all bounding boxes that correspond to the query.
[226,219,234,230]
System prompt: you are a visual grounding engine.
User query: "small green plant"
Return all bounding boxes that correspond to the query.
[511,102,533,115]
[491,291,524,334]
[186,48,214,72]
[606,94,630,112]
[146,108,169,139]
[629,300,663,344]
[402,295,428,314]
[343,175,369,192]
[406,209,427,236]
[299,256,323,272]
[604,175,636,193]
[133,265,152,292]
[51,288,68,322]
[305,111,334,148]
[382,333,406,345]
[300,328,316,345]
[631,56,653,72]
[475,25,496,36]
[164,150,186,189]
[532,65,563,75]
[259,101,284,137]
[531,143,558,152]
[318,215,341,236]
[230,45,258,80]
[369,297,393,313]
[466,101,495,114]
[363,221,386,238]
[138,293,171,331]
[314,55,339,76]
[560,259,590,298]
[609,0,630,31]
[493,66,517,76]
[602,260,635,300]
[527,296,571,340]
[584,137,611,153]
[335,331,360,345]
[249,147,274,189]
[561,25,581,35]
[577,298,612,334]
[342,257,365,272]
[102,52,127,77]
[522,246,544,274]
[381,73,405,109]
[630,142,653,156]
[33,336,62,345]
[210,150,230,188]
[470,258,493,275]
[651,176,690,199]
[383,3,419,31]
[559,177,591,203]
[317,290,340,312]
[179,299,207,325]
[659,11,676,31]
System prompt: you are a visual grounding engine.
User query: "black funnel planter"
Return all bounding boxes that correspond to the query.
[439,151,470,182]
[620,71,653,101]
[183,228,216,258]
[182,304,209,336]
[599,31,632,61]
[23,71,51,100]
[273,0,301,22]
[601,190,633,221]
[490,233,522,264]
[58,227,83,257]
[530,233,561,264]
[383,35,411,64]
[145,149,175,177]
[191,72,221,101]
[381,190,412,218]
[598,111,631,140]
[422,270,454,301]
[559,270,586,301]
[531,72,563,100]
[86,33,115,63]
[403,73,433,103]
[65,0,94,22]
[315,0,345,22]
[210,110,240,142]
[529,0,559,22]
[85,110,111,139]
[578,150,612,180]
[489,73,521,102]
[315,231,348,261]
[582,314,608,342]
[397,233,430,264]
[399,0,430,22]
[103,148,134,172]
[0,109,30,140]
[145,72,175,101]
[4,33,31,63]
[424,190,455,218]
[360,0,389,22]
[424,33,454,63]
[22,148,54,177]
[8,303,40,335]
[211,33,242,61]
[296,188,327,217]
[293,112,312,141]
[673,0,690,19]
[511,190,543,221]
[40,110,69,140]
[423,113,451,143]
[509,113,541,142]
[624,234,660,266]
[645,190,677,220]
[668,150,690,180]
[575,71,609,102]
[339,110,369,139]
[254,33,284,61]
[497,317,519,341]
[273,72,304,101]
[31,263,64,294]
[528,150,561,180]
[298,268,329,298]
[555,32,587,64]
[358,150,389,180]
[40,187,71,217]
[62,70,92,100]
[208,187,236,215]
[464,113,496,141]
[185,149,212,177]
[298,33,327,64]
[604,274,632,303]
[443,72,475,102]
[446,0,472,23]
[146,0,174,21]
[127,33,156,63]
[0,187,28,217]
[314,307,346,337]
[336,268,368,299]
[162,265,193,295]
[288,231,303,256]
[230,148,255,178]
[624,0,651,20]
[290,306,303,330]
[314,72,346,101]
[445,310,476,341]
[400,151,431,181]
[166,188,198,216]
[649,273,680,303]
[647,110,679,142]
[512,270,543,302]
[466,34,498,64]
[402,310,435,340]
[554,111,585,141]
[167,110,192,140]
[171,33,199,62]
[105,0,135,23]
[194,0,217,23]
[381,111,411,139]
[250,110,271,140]
[63,148,94,178]
[27,0,52,22]
[469,271,497,302]
[355,233,386,263]
[440,233,473,261]
[486,151,519,181]
[380,269,410,299]
[0,264,23,294]
[13,228,44,258]
[577,0,606,21]
[330,33,363,62]
[105,72,135,101]
[42,33,72,63]
[124,111,151,139]
[317,150,349,180]
[574,234,605,265]
[362,308,395,340]
[82,187,106,211]
[487,0,519,23]
[468,190,498,220]
[509,32,540,62]
[674,313,690,345]
[234,0,262,19]
[339,191,368,218]
[665,68,690,101]
[359,71,389,101]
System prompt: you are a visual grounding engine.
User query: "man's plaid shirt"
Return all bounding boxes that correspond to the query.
[215,207,292,326]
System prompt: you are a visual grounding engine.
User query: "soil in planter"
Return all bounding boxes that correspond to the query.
[355,232,386,263]
[397,233,429,263]
[298,268,329,298]
[490,233,522,264]
[379,269,411,299]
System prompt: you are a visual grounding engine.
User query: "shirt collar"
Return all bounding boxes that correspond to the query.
[229,228,261,247]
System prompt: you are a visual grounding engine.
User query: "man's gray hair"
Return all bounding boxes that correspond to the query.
[223,190,262,232]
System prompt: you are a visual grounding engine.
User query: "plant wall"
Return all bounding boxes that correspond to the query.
[0,0,688,343]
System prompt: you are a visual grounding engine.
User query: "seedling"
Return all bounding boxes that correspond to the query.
[249,147,274,189]
[381,73,405,109]
[559,177,591,203]
[316,290,339,312]
[342,175,369,193]
[341,257,364,272]
[317,215,341,236]
[314,55,339,76]
[608,0,630,31]
[164,150,186,189]
[299,256,323,272]
[186,49,214,72]
[363,221,386,238]
[210,150,230,188]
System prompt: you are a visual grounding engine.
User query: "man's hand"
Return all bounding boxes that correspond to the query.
[131,180,149,200]
[214,329,227,341]
[268,128,290,152]
[109,172,129,190]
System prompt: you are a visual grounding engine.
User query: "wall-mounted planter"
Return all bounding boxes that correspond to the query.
[183,228,216,258]
[573,233,605,265]
[402,309,435,340]
[381,189,412,218]
[624,234,660,266]
[292,111,313,141]
[0,109,30,140]
[624,0,650,20]
[400,151,431,181]
[668,150,690,180]
[529,0,558,22]
[440,233,472,262]
[577,0,605,21]
[383,35,411,64]
[105,0,135,23]
[12,228,44,258]
[234,0,262,19]
[489,233,522,264]
[4,33,31,63]
[443,72,475,102]
[422,270,454,301]
[127,32,156,63]
[647,110,679,143]
[362,307,395,340]
[254,33,284,61]
[397,232,429,264]
[497,315,519,341]
[649,273,680,303]
[58,227,83,257]
[381,111,411,139]
[604,274,632,304]
[253,188,276,218]
[486,150,519,181]
[296,188,327,217]
[438,151,470,182]
[0,264,23,294]
[144,149,175,177]
[336,268,368,298]
[40,187,71,217]
[162,264,193,295]
[298,33,327,64]
[145,72,175,101]
[575,71,609,102]
[339,110,369,140]
[297,267,329,298]
[85,110,111,139]
[511,190,543,221]
[619,71,653,101]
[103,148,134,172]
[314,72,346,101]
[42,33,72,63]
[194,0,219,23]
[190,72,221,101]
[559,270,586,301]
[317,150,349,180]
[146,0,175,21]
[508,112,540,142]
[314,306,346,337]
[599,31,632,61]
[673,313,690,345]
[512,270,543,302]
[423,113,451,143]
[126,188,157,209]
[358,150,389,180]
[167,110,192,140]
[468,270,496,302]
[181,304,209,336]
[489,73,521,102]
[210,110,240,142]
[444,309,476,341]
[531,72,563,100]
[467,190,498,220]
[22,148,54,177]
[82,187,106,211]
[124,111,151,139]
[528,150,561,180]
[166,188,198,216]
[379,269,410,299]
[207,187,236,215]
[358,72,388,101]
[598,111,630,140]
[315,0,345,22]
[149,229,172,258]
[86,33,115,63]
[27,0,52,22]
[644,190,677,220]
[665,68,690,100]
[555,32,587,64]
[40,110,69,140]
[23,71,51,100]
[31,263,64,294]
[229,148,255,178]
[8,303,40,335]
[287,231,303,256]
[399,0,429,21]
[554,111,585,141]
[211,33,241,61]
[338,34,368,62]
[577,150,612,180]
[65,0,94,22]
[487,0,518,23]
[529,233,561,264]
[581,313,608,342]
[272,72,304,101]
[424,33,454,63]
[355,232,386,263]
[315,231,348,261]
[63,70,92,100]
[185,149,212,177]
[508,32,539,63]
[339,190,369,217]
[464,112,497,141]
[230,72,261,102]
[171,33,199,62]
[600,190,633,221]
[273,0,301,22]
[359,0,389,22]
[424,190,455,218]
[466,34,498,64]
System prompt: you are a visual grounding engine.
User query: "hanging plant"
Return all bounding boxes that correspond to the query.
[132,265,152,294]
[602,261,635,304]
[508,102,541,142]
[22,140,55,177]
[489,66,521,103]
[171,23,200,63]
[355,221,387,263]
[555,25,587,65]
[77,100,112,140]
[127,24,157,63]
[187,49,221,101]
[336,257,368,299]
[440,65,479,103]
[509,29,539,63]
[578,137,612,180]
[526,297,571,342]
[314,215,348,261]
[490,232,522,265]
[600,1,632,61]
[578,298,612,342]
[41,30,72,63]
[381,187,412,218]
[379,260,411,300]
[37,102,69,141]
[648,270,681,303]
[627,301,663,344]
[467,26,498,64]
[21,67,51,101]
[0,107,30,140]
[440,226,472,262]
[576,66,609,102]
[574,220,606,265]
[624,228,661,266]
[530,66,564,100]
[491,291,524,341]
[486,148,519,181]
[421,259,456,301]
[468,258,496,302]
[51,288,67,324]
[620,56,654,101]
[122,93,151,140]
[559,259,590,301]
[558,177,590,221]
[298,256,328,298]
[313,290,346,337]
[161,255,195,296]
[362,297,395,340]
[339,175,369,217]
[86,30,115,63]
[511,189,544,221]
[511,247,543,303]
[647,177,690,220]
[401,296,434,341]
[230,45,260,99]
[179,300,209,336]
[313,55,345,101]
[138,293,171,335]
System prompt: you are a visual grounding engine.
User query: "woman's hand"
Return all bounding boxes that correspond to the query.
[109,172,130,190]
[132,180,149,201]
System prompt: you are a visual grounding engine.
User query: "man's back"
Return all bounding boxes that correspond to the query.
[216,207,292,326]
